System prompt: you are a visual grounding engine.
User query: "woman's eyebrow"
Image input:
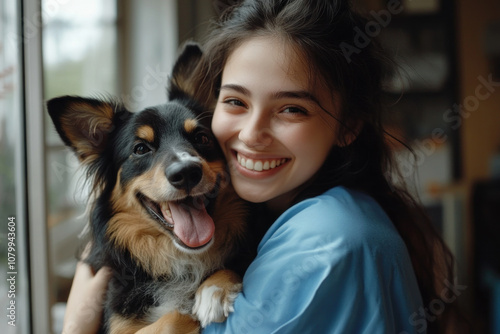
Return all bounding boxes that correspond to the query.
[272,90,320,105]
[220,84,319,105]
[219,84,251,96]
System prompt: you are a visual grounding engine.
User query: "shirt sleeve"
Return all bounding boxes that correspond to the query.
[202,189,423,334]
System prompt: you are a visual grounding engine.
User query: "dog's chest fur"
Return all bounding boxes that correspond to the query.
[106,254,217,321]
[145,280,198,323]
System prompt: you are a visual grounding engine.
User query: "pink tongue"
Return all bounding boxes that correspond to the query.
[166,198,215,248]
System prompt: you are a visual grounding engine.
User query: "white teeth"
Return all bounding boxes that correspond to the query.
[237,153,287,172]
[161,202,172,219]
[245,159,254,170]
[254,161,263,172]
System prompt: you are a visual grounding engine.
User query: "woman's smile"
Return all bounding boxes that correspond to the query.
[231,149,291,178]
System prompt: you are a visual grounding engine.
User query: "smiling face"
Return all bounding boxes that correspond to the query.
[212,36,340,210]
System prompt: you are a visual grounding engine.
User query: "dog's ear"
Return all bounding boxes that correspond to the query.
[168,41,203,101]
[46,96,128,164]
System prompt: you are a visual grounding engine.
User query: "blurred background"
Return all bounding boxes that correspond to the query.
[0,0,499,333]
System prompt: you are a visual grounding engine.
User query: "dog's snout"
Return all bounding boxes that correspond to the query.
[166,161,203,193]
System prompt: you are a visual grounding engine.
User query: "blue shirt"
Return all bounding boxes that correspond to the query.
[203,186,424,333]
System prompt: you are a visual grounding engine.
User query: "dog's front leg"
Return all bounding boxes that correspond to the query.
[108,312,199,334]
[135,312,199,334]
[192,269,242,328]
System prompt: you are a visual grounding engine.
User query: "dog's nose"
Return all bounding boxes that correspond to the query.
[166,161,203,193]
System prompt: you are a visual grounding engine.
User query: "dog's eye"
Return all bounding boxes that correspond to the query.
[195,132,212,146]
[133,143,151,155]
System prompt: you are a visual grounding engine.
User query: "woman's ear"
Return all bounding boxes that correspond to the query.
[338,120,363,147]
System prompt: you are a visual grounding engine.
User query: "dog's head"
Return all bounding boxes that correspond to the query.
[47,43,235,276]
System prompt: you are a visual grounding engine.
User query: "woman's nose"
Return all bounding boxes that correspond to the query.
[238,112,273,149]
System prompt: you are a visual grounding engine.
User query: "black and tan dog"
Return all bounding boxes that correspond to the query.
[47,44,247,333]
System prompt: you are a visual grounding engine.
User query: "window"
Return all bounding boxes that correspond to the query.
[42,1,118,331]
[0,1,31,333]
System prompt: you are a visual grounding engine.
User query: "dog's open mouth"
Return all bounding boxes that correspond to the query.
[138,194,215,250]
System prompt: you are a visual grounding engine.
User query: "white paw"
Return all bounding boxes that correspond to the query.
[192,283,242,328]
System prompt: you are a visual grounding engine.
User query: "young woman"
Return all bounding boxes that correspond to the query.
[63,1,466,333]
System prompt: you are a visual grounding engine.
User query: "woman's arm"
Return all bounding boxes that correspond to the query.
[62,254,112,334]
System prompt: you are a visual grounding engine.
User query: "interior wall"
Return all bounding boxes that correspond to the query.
[457,0,500,183]
[456,1,500,329]
[177,0,216,44]
[118,0,178,110]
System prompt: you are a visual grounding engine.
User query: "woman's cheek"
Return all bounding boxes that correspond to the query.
[211,107,233,149]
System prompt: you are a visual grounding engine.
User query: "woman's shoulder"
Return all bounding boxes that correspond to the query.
[293,186,387,222]
[260,186,407,256]
[246,187,423,334]
[271,186,395,234]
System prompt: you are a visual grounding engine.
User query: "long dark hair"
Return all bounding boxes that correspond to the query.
[191,1,467,332]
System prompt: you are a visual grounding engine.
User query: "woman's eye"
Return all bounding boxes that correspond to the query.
[223,98,246,107]
[282,106,308,115]
[133,143,151,155]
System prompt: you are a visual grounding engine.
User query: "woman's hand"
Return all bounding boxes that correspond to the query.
[62,246,112,334]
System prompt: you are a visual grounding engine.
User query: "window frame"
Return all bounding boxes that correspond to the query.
[22,0,52,333]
